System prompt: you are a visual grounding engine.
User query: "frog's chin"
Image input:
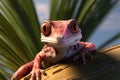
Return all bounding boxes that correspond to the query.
[48,41,78,47]
[41,38,80,47]
[41,33,82,47]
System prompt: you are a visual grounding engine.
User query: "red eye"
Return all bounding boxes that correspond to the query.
[69,21,79,33]
[40,22,51,36]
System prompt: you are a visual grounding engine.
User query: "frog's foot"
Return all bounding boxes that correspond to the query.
[24,68,46,80]
[74,42,96,64]
[73,48,92,64]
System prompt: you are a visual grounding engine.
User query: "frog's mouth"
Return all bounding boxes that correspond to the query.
[41,34,82,47]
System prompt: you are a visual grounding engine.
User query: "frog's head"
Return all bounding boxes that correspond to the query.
[40,19,82,46]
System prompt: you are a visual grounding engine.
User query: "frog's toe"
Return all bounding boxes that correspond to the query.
[23,73,31,80]
[29,69,41,80]
[30,72,36,80]
[73,47,95,64]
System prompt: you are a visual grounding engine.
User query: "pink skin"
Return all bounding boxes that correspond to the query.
[11,19,96,80]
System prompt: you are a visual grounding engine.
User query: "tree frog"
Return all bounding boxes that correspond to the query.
[11,19,96,80]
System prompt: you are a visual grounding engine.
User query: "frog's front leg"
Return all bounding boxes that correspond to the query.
[29,51,46,80]
[28,46,56,80]
[11,61,34,80]
[11,51,46,80]
[11,46,56,80]
[74,42,96,64]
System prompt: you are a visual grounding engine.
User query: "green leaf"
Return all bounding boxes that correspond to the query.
[9,0,41,50]
[0,0,41,78]
[77,0,118,41]
[49,0,59,20]
[0,72,7,80]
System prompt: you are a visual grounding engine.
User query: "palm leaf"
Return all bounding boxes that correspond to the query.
[9,0,41,50]
[0,72,7,80]
[0,0,40,78]
[79,0,118,41]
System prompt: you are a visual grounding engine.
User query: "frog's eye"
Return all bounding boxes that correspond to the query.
[69,21,79,33]
[40,22,51,36]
